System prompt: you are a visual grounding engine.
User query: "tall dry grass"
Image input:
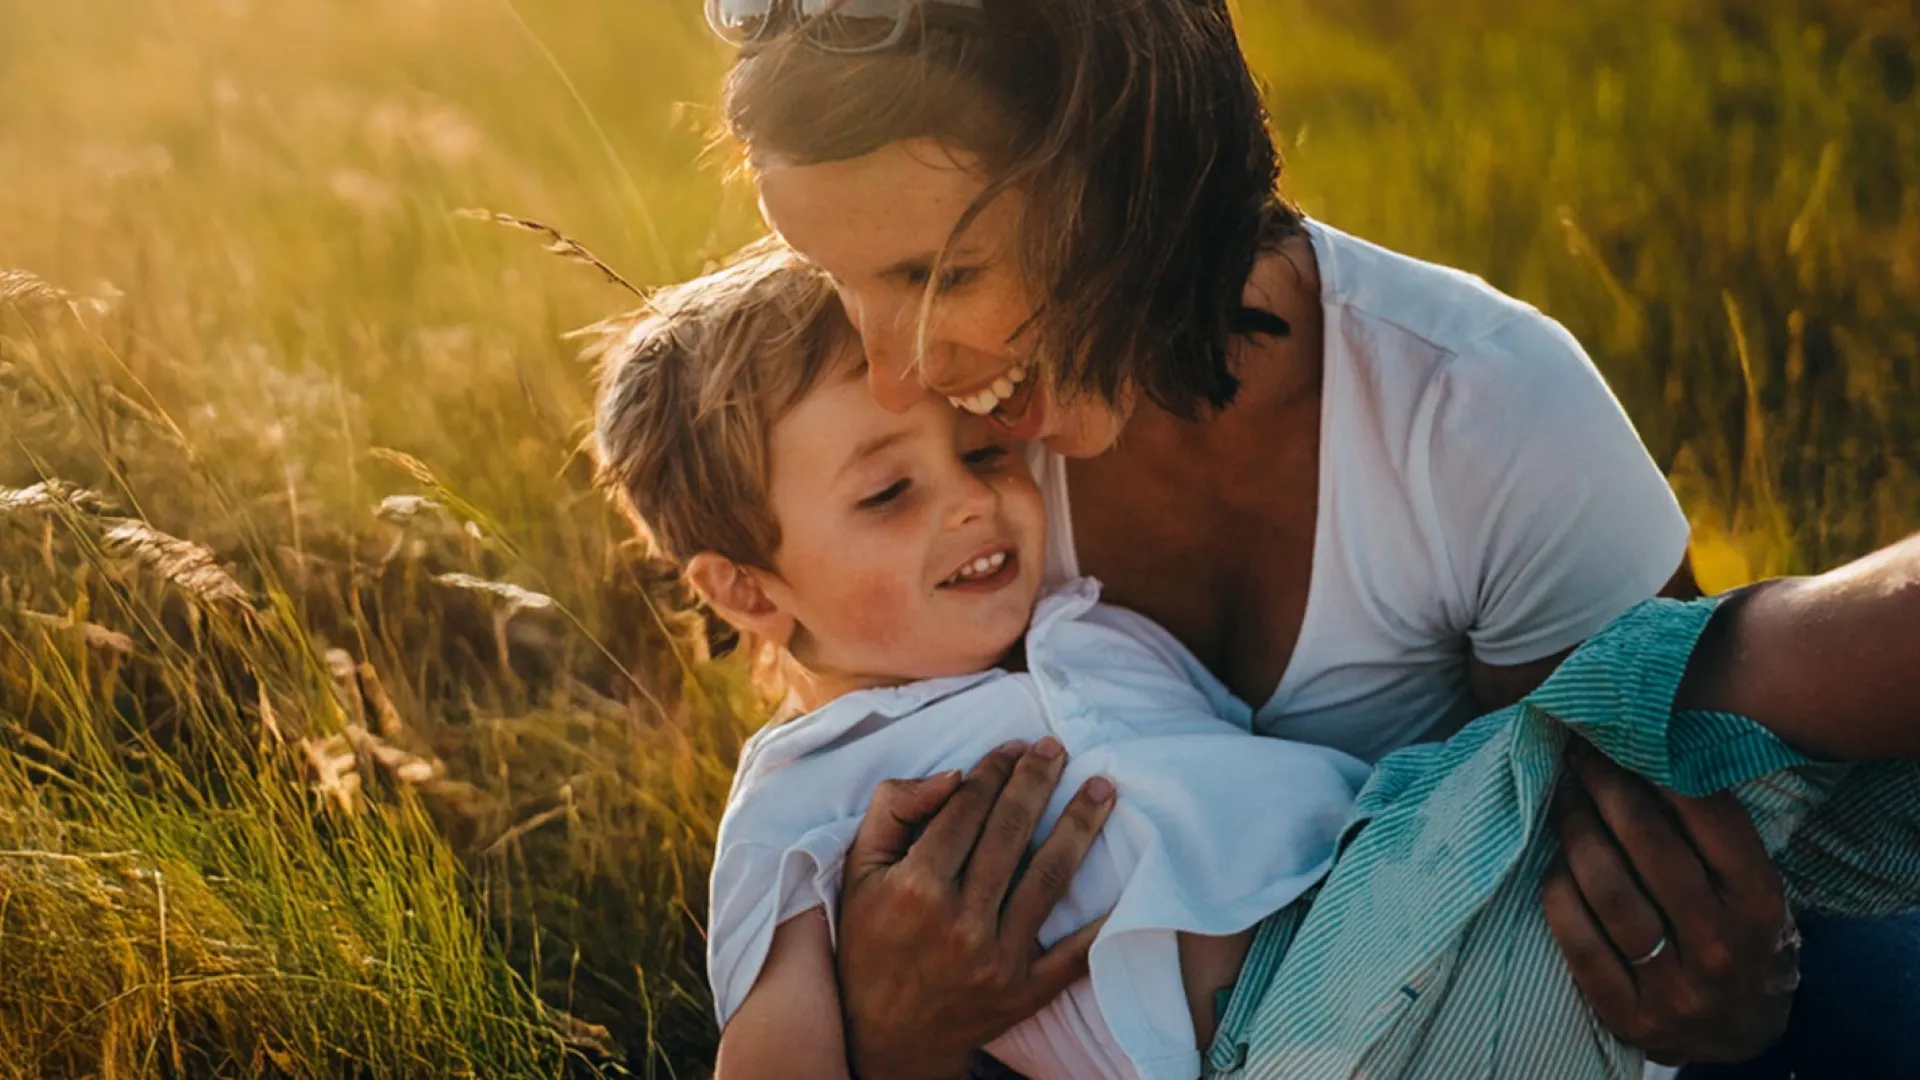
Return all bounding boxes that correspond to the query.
[1,0,1916,1076]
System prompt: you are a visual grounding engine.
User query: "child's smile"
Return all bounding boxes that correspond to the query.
[750,343,1048,698]
[938,547,1018,591]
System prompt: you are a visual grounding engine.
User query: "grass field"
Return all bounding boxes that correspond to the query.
[1,0,1916,1076]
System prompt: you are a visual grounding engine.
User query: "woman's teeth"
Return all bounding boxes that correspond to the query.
[944,550,1009,585]
[950,367,1026,416]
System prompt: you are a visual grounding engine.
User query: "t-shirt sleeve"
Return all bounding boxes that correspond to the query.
[1423,312,1690,668]
[705,822,860,1027]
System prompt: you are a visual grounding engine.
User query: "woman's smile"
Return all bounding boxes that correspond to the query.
[944,364,1027,416]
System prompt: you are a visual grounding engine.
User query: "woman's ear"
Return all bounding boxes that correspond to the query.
[686,552,795,648]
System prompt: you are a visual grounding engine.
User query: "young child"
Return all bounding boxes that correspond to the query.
[595,242,1920,1080]
[595,239,1369,1080]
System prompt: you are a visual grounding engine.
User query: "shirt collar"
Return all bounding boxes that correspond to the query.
[737,577,1106,773]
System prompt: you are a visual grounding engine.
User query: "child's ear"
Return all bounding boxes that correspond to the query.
[686,552,795,647]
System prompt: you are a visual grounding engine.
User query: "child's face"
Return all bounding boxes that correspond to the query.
[760,344,1046,684]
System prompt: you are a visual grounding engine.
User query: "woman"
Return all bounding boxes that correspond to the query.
[705,0,1910,1075]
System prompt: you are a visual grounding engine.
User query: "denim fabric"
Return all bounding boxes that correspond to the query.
[1681,909,1920,1080]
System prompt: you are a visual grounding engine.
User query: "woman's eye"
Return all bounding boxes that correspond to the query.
[904,265,978,293]
[858,479,910,509]
[936,267,978,292]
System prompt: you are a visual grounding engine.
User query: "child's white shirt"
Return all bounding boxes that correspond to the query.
[707,578,1371,1080]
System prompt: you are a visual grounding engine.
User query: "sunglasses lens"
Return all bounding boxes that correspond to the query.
[707,0,778,43]
[798,0,908,52]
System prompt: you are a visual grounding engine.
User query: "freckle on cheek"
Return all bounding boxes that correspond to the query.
[831,578,917,658]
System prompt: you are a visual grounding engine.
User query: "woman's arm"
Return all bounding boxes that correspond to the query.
[1430,313,1791,1065]
[1540,532,1920,1065]
[835,740,1116,1079]
[716,908,850,1080]
[1676,530,1920,759]
[1468,559,1703,711]
[1475,554,1794,1064]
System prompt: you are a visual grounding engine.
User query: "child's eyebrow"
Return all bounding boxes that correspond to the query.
[837,431,911,480]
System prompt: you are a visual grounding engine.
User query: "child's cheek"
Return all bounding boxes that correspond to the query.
[828,563,924,662]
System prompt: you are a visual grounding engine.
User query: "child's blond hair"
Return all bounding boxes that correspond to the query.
[593,238,849,571]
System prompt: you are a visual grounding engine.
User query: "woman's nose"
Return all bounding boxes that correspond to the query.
[864,347,923,414]
[842,295,923,413]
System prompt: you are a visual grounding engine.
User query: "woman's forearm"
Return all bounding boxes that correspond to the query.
[1676,531,1920,760]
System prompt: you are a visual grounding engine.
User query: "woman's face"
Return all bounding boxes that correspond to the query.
[755,139,1129,458]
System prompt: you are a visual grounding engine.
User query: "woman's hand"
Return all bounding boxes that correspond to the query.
[836,738,1117,1079]
[1542,740,1797,1065]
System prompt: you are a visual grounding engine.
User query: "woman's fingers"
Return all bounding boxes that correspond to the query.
[905,741,1027,882]
[1566,744,1727,942]
[958,739,1073,911]
[1661,786,1787,933]
[1541,852,1643,1035]
[845,770,966,885]
[1019,914,1109,1018]
[1552,741,1792,1063]
[1552,765,1670,962]
[1001,775,1115,946]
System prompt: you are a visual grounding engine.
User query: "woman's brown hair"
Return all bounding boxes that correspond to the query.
[724,0,1302,418]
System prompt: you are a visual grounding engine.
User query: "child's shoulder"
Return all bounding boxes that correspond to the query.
[718,669,1043,847]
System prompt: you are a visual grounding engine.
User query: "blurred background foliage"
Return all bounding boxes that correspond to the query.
[1,0,1914,1075]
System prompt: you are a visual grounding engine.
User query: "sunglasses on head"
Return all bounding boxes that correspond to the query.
[706,0,985,54]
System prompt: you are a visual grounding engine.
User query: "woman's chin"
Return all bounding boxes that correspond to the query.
[1008,387,1127,458]
[1041,410,1128,458]
[1043,429,1122,458]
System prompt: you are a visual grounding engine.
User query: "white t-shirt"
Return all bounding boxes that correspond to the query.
[1035,220,1690,763]
[707,580,1370,1080]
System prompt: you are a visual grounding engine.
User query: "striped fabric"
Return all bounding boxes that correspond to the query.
[1206,596,1920,1080]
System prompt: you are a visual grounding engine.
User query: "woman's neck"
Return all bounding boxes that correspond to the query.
[1112,235,1325,467]
[1060,234,1327,705]
[1231,234,1326,415]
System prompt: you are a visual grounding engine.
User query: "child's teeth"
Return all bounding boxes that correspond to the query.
[992,377,1013,398]
[948,551,1009,585]
[1008,367,1026,384]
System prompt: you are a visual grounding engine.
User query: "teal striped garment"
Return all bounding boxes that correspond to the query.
[1206,596,1920,1080]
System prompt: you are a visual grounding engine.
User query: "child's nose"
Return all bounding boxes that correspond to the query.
[951,470,1001,527]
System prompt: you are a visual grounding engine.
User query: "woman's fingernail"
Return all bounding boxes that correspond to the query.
[1086,776,1115,802]
[996,740,1029,757]
[1032,737,1064,760]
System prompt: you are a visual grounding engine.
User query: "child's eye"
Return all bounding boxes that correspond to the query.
[963,444,1010,468]
[858,479,910,509]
